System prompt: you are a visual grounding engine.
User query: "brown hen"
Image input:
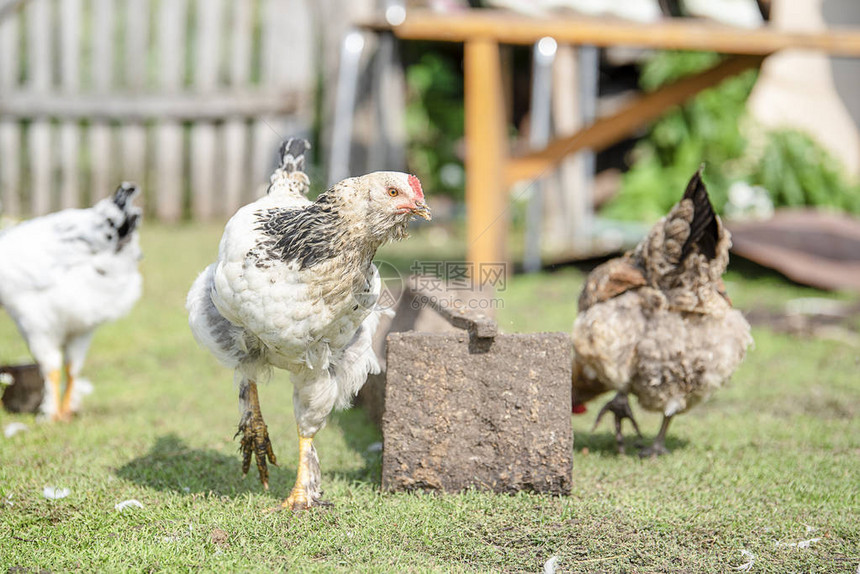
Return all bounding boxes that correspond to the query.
[572,170,752,456]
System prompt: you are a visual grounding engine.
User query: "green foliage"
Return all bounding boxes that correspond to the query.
[751,129,860,213]
[404,50,465,200]
[603,52,756,221]
[603,51,860,222]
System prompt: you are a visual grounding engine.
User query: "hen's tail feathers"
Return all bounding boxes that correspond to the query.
[267,138,312,199]
[112,182,141,240]
[680,168,719,261]
[278,138,311,175]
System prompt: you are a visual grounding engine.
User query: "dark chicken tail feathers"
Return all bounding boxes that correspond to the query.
[111,182,142,240]
[112,182,139,211]
[278,138,311,175]
[680,167,719,261]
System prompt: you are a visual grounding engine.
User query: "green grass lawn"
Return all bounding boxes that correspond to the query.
[1,224,858,573]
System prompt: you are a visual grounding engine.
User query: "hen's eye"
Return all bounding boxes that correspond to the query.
[387,187,399,197]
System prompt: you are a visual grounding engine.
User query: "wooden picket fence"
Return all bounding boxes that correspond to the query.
[0,0,316,221]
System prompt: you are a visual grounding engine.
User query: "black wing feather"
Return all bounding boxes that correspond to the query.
[256,200,341,269]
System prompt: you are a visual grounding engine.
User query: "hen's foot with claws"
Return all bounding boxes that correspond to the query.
[639,415,673,458]
[593,392,644,454]
[51,411,74,423]
[276,435,329,512]
[279,487,332,512]
[236,414,278,489]
[638,442,670,458]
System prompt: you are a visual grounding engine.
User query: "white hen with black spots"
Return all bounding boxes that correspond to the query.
[187,138,430,510]
[0,184,143,420]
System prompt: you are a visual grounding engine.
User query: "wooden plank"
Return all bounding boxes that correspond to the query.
[258,0,277,89]
[365,9,860,56]
[506,54,766,185]
[88,0,114,205]
[59,0,82,210]
[272,0,313,174]
[279,0,314,93]
[0,123,19,215]
[0,7,21,217]
[222,0,252,215]
[155,0,188,222]
[464,38,507,282]
[27,0,52,215]
[190,0,224,220]
[121,0,149,197]
[250,0,284,201]
[548,44,581,247]
[0,91,304,120]
[0,0,29,22]
[250,124,281,202]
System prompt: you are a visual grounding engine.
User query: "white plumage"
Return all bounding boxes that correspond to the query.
[0,184,143,420]
[186,138,429,510]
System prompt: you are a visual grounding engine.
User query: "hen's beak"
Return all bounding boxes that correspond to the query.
[411,201,432,221]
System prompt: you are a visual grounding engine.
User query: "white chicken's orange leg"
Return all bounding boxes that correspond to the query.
[47,369,66,422]
[58,363,75,420]
[281,431,324,511]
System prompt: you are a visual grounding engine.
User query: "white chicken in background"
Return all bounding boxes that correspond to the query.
[187,138,430,510]
[0,183,143,421]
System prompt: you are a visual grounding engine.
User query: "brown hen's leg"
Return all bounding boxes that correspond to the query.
[237,380,277,489]
[593,392,643,454]
[281,432,328,511]
[639,415,673,458]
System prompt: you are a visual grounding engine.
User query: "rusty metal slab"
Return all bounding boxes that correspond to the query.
[728,210,860,291]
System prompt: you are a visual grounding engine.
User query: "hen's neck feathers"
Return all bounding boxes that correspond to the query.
[255,183,408,272]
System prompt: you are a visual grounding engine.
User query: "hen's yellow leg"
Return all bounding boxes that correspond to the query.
[58,363,75,420]
[282,432,323,511]
[47,369,67,422]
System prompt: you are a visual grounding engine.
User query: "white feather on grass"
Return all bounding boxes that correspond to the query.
[43,486,70,500]
[4,422,28,438]
[734,549,754,571]
[114,499,144,512]
[777,538,821,548]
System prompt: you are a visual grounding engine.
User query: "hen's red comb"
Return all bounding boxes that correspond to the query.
[407,174,424,201]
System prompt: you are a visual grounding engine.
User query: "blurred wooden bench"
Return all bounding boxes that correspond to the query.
[360,9,860,275]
